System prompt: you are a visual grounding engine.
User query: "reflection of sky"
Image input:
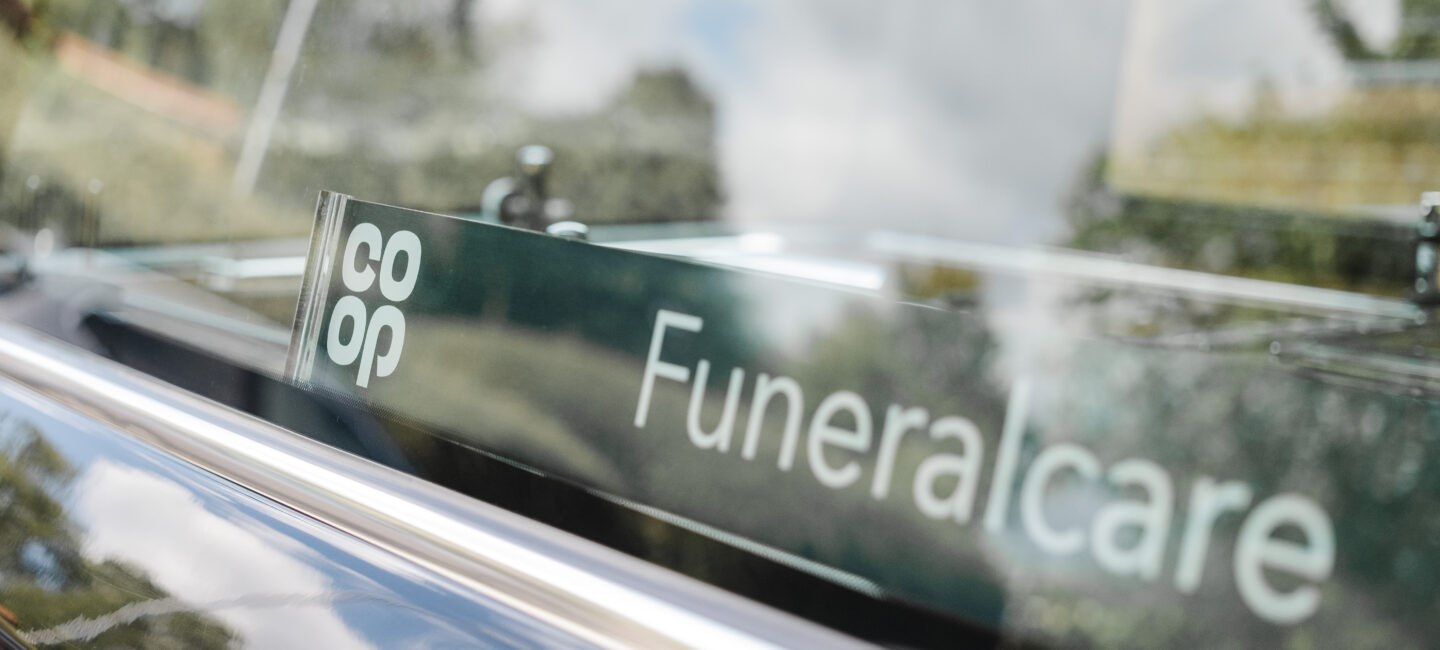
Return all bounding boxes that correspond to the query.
[0,382,575,649]
[73,461,377,650]
[471,1,1427,243]
[680,0,754,77]
[478,0,1132,245]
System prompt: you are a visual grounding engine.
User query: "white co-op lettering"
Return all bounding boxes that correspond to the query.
[327,222,422,387]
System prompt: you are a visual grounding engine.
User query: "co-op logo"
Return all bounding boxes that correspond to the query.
[326,223,422,387]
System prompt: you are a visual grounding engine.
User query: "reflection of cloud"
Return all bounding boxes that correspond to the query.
[482,0,695,114]
[1111,0,1404,157]
[719,0,1129,245]
[71,462,375,650]
[480,0,1131,244]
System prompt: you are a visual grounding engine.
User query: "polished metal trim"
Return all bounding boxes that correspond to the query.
[285,190,350,382]
[871,230,1424,321]
[0,324,869,650]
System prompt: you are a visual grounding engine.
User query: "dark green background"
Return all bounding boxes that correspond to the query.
[300,199,1440,649]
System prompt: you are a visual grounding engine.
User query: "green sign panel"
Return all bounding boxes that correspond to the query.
[288,192,1438,648]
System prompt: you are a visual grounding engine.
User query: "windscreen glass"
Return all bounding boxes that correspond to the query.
[2,1,1438,648]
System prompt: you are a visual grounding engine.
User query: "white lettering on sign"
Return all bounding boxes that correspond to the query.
[632,309,1337,625]
[326,222,422,387]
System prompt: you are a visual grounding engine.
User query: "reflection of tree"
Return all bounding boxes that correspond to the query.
[379,301,1010,624]
[1013,338,1439,649]
[450,0,477,61]
[263,66,723,224]
[399,209,755,370]
[219,0,724,223]
[0,0,33,192]
[1070,152,1411,298]
[1315,0,1440,61]
[0,1,299,247]
[52,0,281,97]
[785,306,1008,621]
[1114,2,1440,211]
[0,417,233,647]
[1110,85,1440,210]
[2,1,725,250]
[1051,144,1440,649]
[888,234,1440,647]
[73,0,212,84]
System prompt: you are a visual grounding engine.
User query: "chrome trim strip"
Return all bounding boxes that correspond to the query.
[871,231,1424,321]
[285,190,349,382]
[0,324,868,650]
[122,291,293,347]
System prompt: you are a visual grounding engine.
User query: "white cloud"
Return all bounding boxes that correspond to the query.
[71,462,376,650]
[477,1,1133,243]
[479,0,693,114]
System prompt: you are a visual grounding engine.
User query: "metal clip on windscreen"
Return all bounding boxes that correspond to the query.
[477,145,583,240]
[1413,191,1440,305]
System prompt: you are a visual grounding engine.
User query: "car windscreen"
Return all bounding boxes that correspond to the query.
[3,2,1440,649]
